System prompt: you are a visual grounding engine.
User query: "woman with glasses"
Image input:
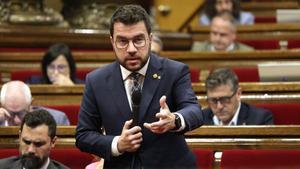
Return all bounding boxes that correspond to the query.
[27,43,83,85]
[203,68,273,125]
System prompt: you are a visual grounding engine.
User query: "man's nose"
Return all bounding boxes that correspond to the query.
[27,144,37,154]
[216,101,224,109]
[126,41,137,53]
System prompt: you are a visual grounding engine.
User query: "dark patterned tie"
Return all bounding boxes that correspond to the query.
[130,72,142,127]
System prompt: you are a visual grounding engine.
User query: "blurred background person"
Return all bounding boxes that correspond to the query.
[151,34,163,55]
[200,0,254,25]
[192,12,254,52]
[203,68,273,125]
[0,80,70,126]
[27,43,83,86]
[0,109,69,169]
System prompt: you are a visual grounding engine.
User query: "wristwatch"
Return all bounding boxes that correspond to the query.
[174,114,181,130]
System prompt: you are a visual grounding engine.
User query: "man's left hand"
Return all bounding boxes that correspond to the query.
[144,95,176,134]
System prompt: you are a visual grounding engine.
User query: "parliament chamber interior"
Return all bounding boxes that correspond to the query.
[0,0,300,168]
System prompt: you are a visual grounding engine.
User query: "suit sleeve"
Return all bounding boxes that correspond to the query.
[75,74,114,160]
[172,64,204,131]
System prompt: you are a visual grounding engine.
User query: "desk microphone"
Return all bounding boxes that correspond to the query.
[131,88,141,127]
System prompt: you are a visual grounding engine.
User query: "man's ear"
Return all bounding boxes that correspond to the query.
[51,136,58,148]
[110,36,114,47]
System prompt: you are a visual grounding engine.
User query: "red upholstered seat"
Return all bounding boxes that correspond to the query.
[287,40,300,49]
[192,149,214,169]
[255,103,300,125]
[254,16,277,23]
[11,69,92,82]
[190,68,200,82]
[220,149,300,169]
[46,105,80,125]
[232,67,259,82]
[0,148,94,169]
[238,40,280,50]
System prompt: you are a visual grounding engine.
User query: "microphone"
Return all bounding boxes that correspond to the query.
[131,88,141,127]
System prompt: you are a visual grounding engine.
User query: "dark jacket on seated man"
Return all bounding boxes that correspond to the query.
[203,102,274,125]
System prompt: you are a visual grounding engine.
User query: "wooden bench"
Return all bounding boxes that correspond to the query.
[1,125,299,169]
[2,50,300,82]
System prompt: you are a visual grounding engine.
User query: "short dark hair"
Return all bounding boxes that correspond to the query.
[20,109,57,139]
[109,4,152,37]
[41,43,77,84]
[204,0,241,21]
[205,68,239,92]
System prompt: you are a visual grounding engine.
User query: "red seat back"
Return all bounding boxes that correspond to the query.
[238,40,280,50]
[0,148,94,169]
[232,67,259,82]
[254,16,277,23]
[220,149,300,169]
[192,149,214,169]
[46,105,80,125]
[190,68,200,82]
[255,103,300,125]
[287,40,300,49]
[11,69,92,82]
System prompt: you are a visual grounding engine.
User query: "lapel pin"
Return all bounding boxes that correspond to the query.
[153,73,161,79]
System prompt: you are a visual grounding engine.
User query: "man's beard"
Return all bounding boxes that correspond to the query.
[21,154,46,169]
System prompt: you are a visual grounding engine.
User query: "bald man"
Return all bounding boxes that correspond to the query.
[0,81,70,126]
[192,12,253,52]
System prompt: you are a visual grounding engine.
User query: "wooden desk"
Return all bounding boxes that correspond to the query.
[191,23,300,42]
[1,125,299,150]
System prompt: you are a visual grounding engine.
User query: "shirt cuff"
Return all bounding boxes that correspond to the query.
[111,136,123,156]
[174,113,186,131]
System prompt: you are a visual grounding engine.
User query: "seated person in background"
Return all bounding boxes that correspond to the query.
[0,81,70,126]
[0,109,69,169]
[27,43,83,85]
[203,68,273,125]
[200,0,254,25]
[151,34,163,55]
[192,12,254,52]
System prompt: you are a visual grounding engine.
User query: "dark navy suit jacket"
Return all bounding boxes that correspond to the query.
[0,156,69,169]
[202,102,274,125]
[76,54,204,169]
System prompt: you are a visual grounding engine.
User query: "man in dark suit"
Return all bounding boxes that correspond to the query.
[76,4,204,169]
[203,68,273,125]
[0,109,69,169]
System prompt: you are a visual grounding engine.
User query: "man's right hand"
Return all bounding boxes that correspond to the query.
[117,120,143,153]
[0,108,11,122]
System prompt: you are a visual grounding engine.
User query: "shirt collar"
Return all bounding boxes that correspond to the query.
[120,57,150,81]
[211,43,235,52]
[213,101,241,126]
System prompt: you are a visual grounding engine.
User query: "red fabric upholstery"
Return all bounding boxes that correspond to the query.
[232,67,259,82]
[11,70,41,82]
[190,68,200,82]
[287,40,300,49]
[254,16,277,23]
[220,149,300,169]
[0,148,94,169]
[10,69,92,82]
[255,103,300,125]
[192,149,214,169]
[238,40,280,50]
[46,105,80,125]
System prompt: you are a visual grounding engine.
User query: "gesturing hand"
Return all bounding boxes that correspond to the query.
[117,120,143,153]
[144,96,176,134]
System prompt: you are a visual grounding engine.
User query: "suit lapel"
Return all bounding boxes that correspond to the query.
[107,62,132,121]
[237,103,248,125]
[139,55,163,124]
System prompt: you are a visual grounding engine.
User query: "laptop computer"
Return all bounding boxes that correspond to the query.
[258,62,300,82]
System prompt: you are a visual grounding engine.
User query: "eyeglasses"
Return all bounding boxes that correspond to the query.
[9,111,27,118]
[47,64,68,72]
[115,36,147,49]
[206,89,237,105]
